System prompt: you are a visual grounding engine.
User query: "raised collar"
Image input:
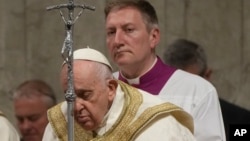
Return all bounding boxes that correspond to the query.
[118,56,176,95]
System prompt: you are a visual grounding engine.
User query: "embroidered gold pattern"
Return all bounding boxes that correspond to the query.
[128,103,194,140]
[48,103,93,141]
[0,111,5,117]
[48,80,193,141]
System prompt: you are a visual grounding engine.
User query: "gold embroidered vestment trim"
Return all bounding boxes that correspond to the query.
[47,81,193,141]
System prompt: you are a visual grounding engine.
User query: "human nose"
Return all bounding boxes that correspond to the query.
[114,29,124,45]
[20,119,32,130]
[75,98,85,113]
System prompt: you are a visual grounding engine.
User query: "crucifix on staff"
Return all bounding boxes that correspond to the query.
[46,1,95,141]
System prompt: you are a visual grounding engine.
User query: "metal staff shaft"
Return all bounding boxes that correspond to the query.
[46,1,95,141]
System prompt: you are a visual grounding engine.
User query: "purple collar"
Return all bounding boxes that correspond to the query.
[118,57,176,95]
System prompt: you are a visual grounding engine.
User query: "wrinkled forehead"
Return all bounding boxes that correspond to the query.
[61,60,101,81]
[61,60,97,71]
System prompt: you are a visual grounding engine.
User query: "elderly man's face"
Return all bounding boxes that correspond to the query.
[60,60,115,131]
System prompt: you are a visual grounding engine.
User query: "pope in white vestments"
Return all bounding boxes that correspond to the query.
[42,48,195,141]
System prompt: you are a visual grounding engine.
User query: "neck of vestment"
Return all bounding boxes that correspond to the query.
[47,81,193,141]
[118,56,177,95]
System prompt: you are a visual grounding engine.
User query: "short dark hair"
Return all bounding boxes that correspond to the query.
[163,39,208,76]
[105,0,158,31]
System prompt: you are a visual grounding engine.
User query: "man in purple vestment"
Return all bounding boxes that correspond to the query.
[104,0,225,141]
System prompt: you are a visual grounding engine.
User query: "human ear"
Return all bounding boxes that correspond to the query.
[149,28,160,49]
[107,79,118,100]
[204,68,213,81]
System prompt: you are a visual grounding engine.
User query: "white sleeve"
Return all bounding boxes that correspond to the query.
[0,116,20,141]
[159,70,226,141]
[192,87,226,141]
[42,123,59,141]
[135,115,196,141]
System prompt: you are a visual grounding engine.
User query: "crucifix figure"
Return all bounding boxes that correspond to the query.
[46,1,95,141]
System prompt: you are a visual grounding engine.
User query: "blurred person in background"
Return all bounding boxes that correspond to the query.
[12,79,57,141]
[164,38,250,140]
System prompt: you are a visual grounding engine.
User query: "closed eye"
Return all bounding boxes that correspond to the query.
[75,90,93,100]
[28,115,41,122]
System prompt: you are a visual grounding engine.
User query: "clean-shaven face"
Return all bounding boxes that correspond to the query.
[105,7,156,67]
